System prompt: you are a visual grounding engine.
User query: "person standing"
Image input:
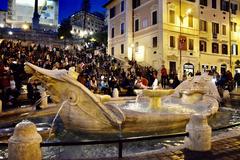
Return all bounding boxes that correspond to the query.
[160,65,168,88]
[234,71,240,88]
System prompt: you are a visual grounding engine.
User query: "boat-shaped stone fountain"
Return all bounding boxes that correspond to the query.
[24,63,220,134]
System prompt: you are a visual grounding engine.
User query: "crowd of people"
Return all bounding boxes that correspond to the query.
[1,39,240,110]
[0,40,179,109]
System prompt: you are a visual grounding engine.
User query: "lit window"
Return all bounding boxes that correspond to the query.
[232,44,238,55]
[200,20,207,31]
[222,44,228,55]
[169,10,175,24]
[212,43,219,53]
[222,25,226,35]
[200,40,207,52]
[188,15,193,27]
[189,39,194,50]
[142,18,148,28]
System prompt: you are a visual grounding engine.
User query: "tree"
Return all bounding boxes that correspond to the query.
[80,0,91,30]
[92,31,107,46]
[58,18,72,39]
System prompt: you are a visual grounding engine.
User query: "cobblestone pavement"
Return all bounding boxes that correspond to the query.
[81,136,240,160]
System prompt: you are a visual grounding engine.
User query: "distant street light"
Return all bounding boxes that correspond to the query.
[8,31,13,35]
[0,23,4,28]
[90,38,96,42]
[22,24,29,31]
[22,23,29,41]
[60,36,64,40]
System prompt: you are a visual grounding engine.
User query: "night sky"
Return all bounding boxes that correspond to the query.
[0,0,108,23]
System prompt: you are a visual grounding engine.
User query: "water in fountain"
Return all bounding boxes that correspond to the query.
[47,100,68,140]
[31,94,50,111]
[134,89,143,104]
[118,123,123,138]
[129,90,151,112]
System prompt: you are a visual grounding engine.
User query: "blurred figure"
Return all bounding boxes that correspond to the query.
[90,76,98,93]
[234,70,240,87]
[160,65,168,88]
[172,74,180,89]
[195,70,201,76]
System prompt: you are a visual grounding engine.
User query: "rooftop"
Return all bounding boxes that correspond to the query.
[103,0,114,8]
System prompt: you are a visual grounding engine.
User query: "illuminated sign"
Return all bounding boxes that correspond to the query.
[15,0,57,23]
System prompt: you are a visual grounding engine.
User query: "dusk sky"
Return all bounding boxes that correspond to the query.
[0,0,108,23]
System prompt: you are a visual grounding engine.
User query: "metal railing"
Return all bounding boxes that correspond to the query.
[0,122,240,158]
[40,131,188,158]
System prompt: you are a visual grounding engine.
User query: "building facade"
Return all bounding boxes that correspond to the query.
[104,0,240,76]
[7,0,59,31]
[0,10,7,28]
[70,11,105,38]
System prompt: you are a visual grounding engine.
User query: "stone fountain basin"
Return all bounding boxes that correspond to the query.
[143,89,175,97]
[179,89,206,104]
[102,94,219,134]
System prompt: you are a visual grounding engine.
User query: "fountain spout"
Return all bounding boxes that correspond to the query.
[143,89,174,110]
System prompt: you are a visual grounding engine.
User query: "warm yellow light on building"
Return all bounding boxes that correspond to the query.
[128,47,133,61]
[186,8,192,15]
[135,46,145,62]
[22,24,29,31]
[60,36,64,40]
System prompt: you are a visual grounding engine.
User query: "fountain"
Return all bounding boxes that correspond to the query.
[180,89,205,104]
[143,89,174,110]
[24,62,220,134]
